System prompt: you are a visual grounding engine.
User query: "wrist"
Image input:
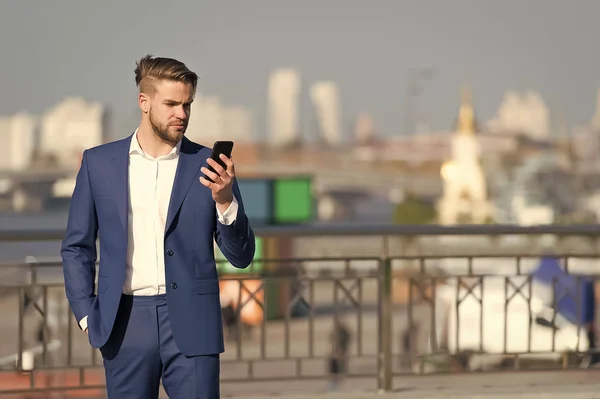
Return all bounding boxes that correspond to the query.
[216,198,233,213]
[216,192,233,207]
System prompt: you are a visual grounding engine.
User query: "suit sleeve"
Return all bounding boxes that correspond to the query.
[60,150,98,327]
[214,178,255,269]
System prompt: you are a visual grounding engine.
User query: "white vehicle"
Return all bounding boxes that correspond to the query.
[423,264,594,371]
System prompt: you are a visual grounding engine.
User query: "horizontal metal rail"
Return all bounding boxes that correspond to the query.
[1,224,600,242]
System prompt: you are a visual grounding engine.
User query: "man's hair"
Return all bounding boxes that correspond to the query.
[134,54,199,94]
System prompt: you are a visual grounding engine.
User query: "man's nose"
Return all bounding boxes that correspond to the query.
[174,105,188,120]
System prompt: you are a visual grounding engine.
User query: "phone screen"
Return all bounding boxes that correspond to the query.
[205,141,234,183]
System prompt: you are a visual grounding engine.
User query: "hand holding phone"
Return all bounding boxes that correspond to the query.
[203,141,234,183]
[200,141,236,206]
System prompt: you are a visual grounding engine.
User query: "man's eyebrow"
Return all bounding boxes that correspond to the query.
[163,99,194,105]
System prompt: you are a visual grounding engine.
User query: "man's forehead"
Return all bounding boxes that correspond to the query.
[154,80,194,99]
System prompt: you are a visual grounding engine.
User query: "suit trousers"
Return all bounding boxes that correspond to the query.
[100,294,220,398]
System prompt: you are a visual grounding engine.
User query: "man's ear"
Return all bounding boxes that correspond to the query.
[138,93,150,114]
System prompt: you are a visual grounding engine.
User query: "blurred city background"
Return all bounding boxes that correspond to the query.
[3,1,600,227]
[2,1,600,397]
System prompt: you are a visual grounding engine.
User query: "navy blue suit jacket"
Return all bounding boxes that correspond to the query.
[60,134,255,356]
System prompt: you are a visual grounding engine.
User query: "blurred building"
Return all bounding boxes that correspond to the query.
[40,97,108,168]
[186,95,224,147]
[0,112,37,171]
[222,106,255,143]
[310,81,342,146]
[186,95,255,147]
[570,127,600,167]
[353,112,376,145]
[353,129,518,164]
[566,89,600,171]
[486,90,550,141]
[268,68,301,147]
[437,87,492,224]
[590,87,600,132]
[496,154,557,225]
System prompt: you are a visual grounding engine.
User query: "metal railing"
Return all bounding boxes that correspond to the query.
[2,223,600,241]
[0,225,599,395]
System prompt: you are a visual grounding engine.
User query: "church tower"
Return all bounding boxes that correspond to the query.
[456,86,478,135]
[437,86,491,224]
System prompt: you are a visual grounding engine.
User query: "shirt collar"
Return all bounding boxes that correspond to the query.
[129,128,181,159]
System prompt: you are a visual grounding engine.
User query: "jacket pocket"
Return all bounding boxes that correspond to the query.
[195,279,220,295]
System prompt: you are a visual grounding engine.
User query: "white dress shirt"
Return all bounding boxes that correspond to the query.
[79,130,239,331]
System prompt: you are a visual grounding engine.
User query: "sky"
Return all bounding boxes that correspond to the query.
[1,0,600,141]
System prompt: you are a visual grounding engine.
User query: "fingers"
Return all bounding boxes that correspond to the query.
[205,157,235,179]
[219,154,235,176]
[206,158,227,176]
[201,165,221,184]
[199,166,228,189]
[199,176,215,189]
[201,156,235,192]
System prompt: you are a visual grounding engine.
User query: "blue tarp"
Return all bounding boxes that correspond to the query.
[530,256,595,326]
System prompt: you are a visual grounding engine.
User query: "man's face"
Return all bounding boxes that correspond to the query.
[140,80,194,145]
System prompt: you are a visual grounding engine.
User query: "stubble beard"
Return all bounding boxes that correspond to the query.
[149,109,185,146]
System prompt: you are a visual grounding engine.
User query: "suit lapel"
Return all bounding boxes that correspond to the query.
[165,137,205,233]
[109,134,133,234]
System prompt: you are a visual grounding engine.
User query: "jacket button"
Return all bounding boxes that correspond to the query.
[167,249,174,256]
[171,282,178,289]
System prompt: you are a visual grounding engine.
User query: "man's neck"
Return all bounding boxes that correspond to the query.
[136,122,176,158]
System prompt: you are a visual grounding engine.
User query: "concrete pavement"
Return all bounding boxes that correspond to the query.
[221,370,600,397]
[237,388,600,399]
[0,364,600,397]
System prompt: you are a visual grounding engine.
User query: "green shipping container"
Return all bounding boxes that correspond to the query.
[273,177,313,223]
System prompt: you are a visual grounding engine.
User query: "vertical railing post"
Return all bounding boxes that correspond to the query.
[377,256,393,392]
[17,287,24,370]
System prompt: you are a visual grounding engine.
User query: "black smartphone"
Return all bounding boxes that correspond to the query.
[204,140,234,183]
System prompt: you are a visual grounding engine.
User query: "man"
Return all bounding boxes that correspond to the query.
[61,55,255,398]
